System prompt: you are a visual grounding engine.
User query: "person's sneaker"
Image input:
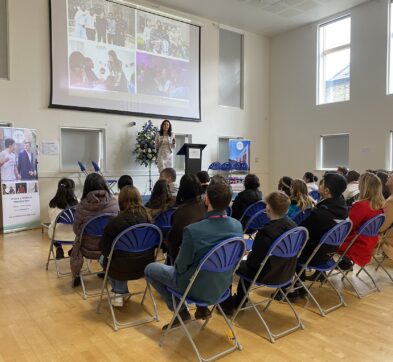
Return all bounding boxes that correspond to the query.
[162,309,192,330]
[55,247,64,260]
[97,271,105,279]
[194,307,211,320]
[72,276,81,288]
[111,294,124,308]
[338,257,354,271]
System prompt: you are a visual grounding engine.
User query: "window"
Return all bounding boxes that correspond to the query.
[0,0,8,79]
[389,131,393,170]
[319,134,349,170]
[60,127,104,171]
[219,28,243,108]
[388,1,393,94]
[173,134,192,170]
[317,16,351,105]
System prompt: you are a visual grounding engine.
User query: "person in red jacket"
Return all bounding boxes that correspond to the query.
[338,172,384,270]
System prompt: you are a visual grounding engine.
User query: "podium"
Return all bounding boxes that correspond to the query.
[177,143,207,175]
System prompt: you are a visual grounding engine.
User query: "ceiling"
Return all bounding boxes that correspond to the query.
[139,0,370,36]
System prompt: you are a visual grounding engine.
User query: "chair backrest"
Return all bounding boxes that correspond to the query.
[225,206,232,217]
[80,213,115,239]
[78,161,87,172]
[241,200,266,221]
[91,161,101,173]
[154,208,176,229]
[198,237,246,273]
[267,227,309,258]
[111,223,163,253]
[55,207,76,225]
[319,219,353,247]
[291,208,312,226]
[358,213,385,237]
[208,162,221,171]
[244,209,270,233]
[220,162,233,172]
[309,190,320,201]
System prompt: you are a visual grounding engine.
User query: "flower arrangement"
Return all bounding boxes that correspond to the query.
[133,120,159,167]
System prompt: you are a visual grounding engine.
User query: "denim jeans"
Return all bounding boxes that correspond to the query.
[99,255,129,294]
[144,262,185,312]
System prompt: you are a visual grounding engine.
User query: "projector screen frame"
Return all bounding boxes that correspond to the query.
[48,0,202,122]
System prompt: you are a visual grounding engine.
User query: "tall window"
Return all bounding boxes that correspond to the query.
[320,134,349,170]
[388,1,393,94]
[317,16,351,105]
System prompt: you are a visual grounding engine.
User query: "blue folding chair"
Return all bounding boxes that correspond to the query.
[292,220,353,316]
[77,161,89,176]
[239,200,266,225]
[78,213,116,299]
[333,214,385,298]
[45,207,76,277]
[291,208,312,226]
[232,227,309,343]
[220,162,233,173]
[96,224,163,331]
[207,162,221,174]
[244,210,270,251]
[91,161,117,195]
[160,237,246,362]
[154,207,176,233]
[309,190,320,201]
[374,226,393,283]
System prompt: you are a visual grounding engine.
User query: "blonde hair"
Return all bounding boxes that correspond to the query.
[290,179,316,211]
[265,191,290,217]
[118,185,152,222]
[358,173,384,210]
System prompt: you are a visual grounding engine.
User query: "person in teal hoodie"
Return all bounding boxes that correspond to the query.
[144,181,243,328]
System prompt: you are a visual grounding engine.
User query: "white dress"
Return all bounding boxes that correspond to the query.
[155,133,175,172]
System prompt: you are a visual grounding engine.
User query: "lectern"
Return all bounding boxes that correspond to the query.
[177,143,207,175]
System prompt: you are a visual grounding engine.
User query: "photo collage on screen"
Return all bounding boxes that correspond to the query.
[67,0,191,101]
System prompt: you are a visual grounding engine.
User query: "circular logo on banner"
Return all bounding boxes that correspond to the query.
[236,142,244,151]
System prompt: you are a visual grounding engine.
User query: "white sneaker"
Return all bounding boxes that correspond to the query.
[111,294,124,307]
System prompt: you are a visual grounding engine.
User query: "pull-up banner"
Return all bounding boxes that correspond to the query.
[0,127,41,233]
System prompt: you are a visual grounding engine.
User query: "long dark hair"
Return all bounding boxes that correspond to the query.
[147,179,174,210]
[176,174,202,205]
[49,178,78,209]
[81,173,110,199]
[159,119,172,136]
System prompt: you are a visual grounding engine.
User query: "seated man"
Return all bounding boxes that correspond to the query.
[222,191,296,313]
[160,167,178,197]
[145,182,243,328]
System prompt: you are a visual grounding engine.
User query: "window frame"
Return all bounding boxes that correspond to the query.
[319,133,349,171]
[317,14,351,105]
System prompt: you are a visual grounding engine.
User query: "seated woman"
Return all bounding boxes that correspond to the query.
[380,174,393,260]
[278,176,293,197]
[99,185,153,307]
[287,179,315,218]
[48,178,78,259]
[343,170,360,206]
[338,172,384,270]
[196,170,210,195]
[377,171,390,199]
[231,174,263,226]
[165,174,206,258]
[145,179,175,219]
[303,172,318,193]
[71,173,119,287]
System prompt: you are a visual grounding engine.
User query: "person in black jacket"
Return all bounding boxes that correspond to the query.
[222,191,296,314]
[231,174,263,227]
[99,185,153,307]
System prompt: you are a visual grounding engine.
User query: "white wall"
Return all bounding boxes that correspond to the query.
[270,0,393,189]
[0,0,270,221]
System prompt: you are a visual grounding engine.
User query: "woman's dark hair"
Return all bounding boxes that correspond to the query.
[303,172,318,183]
[159,119,172,137]
[176,174,202,205]
[146,179,173,210]
[244,174,260,190]
[377,171,390,199]
[196,171,210,184]
[117,174,133,190]
[278,176,293,197]
[346,170,360,183]
[49,178,78,209]
[118,185,152,223]
[81,173,110,199]
[337,166,349,177]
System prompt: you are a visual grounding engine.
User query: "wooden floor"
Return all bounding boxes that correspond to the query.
[1,230,393,361]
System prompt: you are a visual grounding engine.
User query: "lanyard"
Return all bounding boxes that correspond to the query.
[207,214,228,219]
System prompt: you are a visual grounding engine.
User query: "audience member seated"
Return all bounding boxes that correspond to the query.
[379,174,393,260]
[287,179,315,218]
[210,174,229,185]
[337,166,349,178]
[117,174,133,193]
[144,182,243,327]
[165,174,206,258]
[145,179,175,219]
[303,172,319,193]
[160,167,178,197]
[70,173,119,287]
[48,178,78,259]
[337,173,384,270]
[343,170,360,206]
[289,173,348,299]
[99,185,153,307]
[221,191,296,314]
[278,176,293,197]
[231,174,263,225]
[377,171,390,199]
[196,170,210,194]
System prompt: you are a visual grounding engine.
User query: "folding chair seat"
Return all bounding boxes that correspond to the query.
[96,223,163,331]
[232,227,308,343]
[91,161,117,194]
[332,214,385,299]
[243,210,270,251]
[291,208,312,226]
[45,207,76,277]
[77,213,116,299]
[160,237,246,362]
[291,220,352,316]
[309,190,320,202]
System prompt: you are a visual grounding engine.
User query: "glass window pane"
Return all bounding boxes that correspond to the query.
[321,134,349,169]
[322,17,351,50]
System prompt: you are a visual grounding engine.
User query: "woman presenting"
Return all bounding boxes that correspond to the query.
[155,120,176,173]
